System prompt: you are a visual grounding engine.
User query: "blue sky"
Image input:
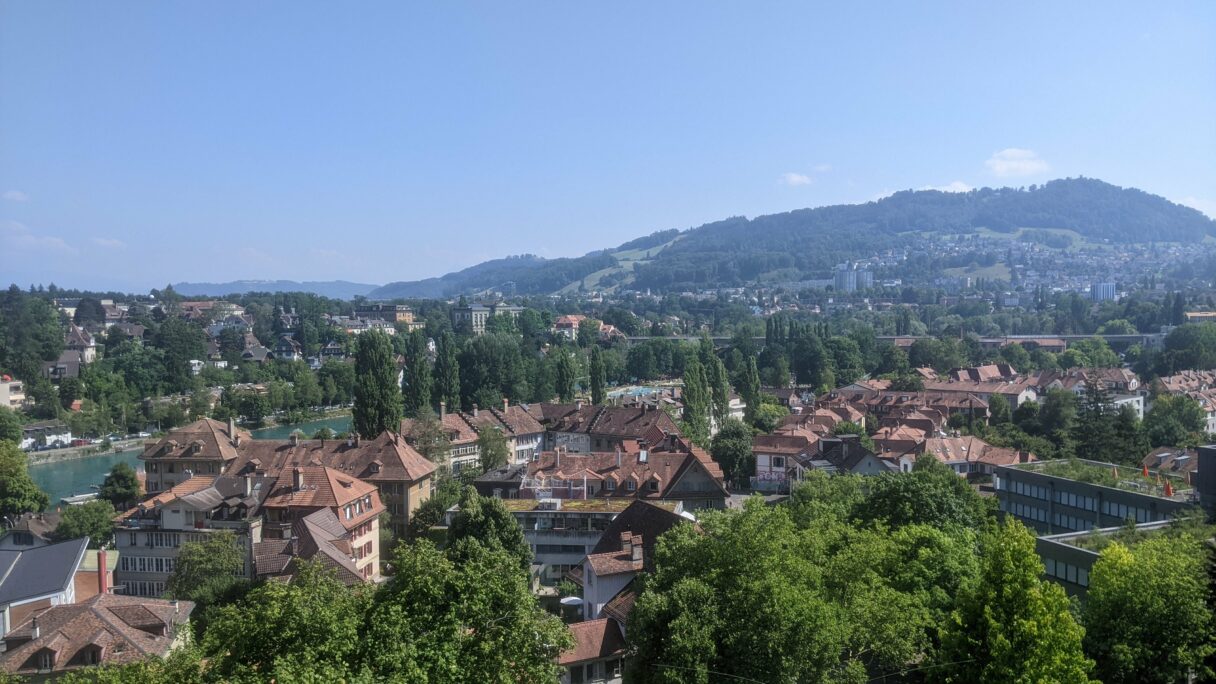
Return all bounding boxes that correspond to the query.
[2,2,1214,291]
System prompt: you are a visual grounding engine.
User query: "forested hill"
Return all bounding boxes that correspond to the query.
[370,178,1214,297]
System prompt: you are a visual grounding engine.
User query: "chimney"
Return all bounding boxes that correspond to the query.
[31,616,39,639]
[243,474,254,497]
[234,434,242,447]
[97,548,108,594]
[620,532,632,555]
[616,446,622,469]
[473,403,479,418]
[440,400,446,420]
[290,432,300,447]
[293,467,304,491]
[631,535,643,562]
[576,399,583,411]
[228,417,236,442]
[503,397,509,413]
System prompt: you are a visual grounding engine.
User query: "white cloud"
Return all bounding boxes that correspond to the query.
[779,172,814,186]
[985,148,1049,177]
[1178,196,1216,219]
[920,181,973,193]
[91,237,126,249]
[1,220,77,254]
[2,190,29,202]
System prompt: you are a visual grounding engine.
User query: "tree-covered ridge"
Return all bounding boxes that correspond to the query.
[370,178,1214,296]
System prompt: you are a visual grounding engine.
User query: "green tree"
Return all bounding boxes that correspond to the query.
[855,456,991,530]
[434,331,461,412]
[403,407,450,463]
[51,500,116,548]
[934,520,1094,683]
[589,345,606,405]
[751,398,789,433]
[402,330,433,418]
[1111,403,1149,463]
[0,441,49,517]
[167,530,250,622]
[58,376,83,409]
[359,539,571,683]
[0,406,21,443]
[476,426,510,474]
[202,561,366,682]
[738,356,761,425]
[1073,381,1118,462]
[353,330,403,439]
[446,487,531,571]
[629,501,858,683]
[709,418,753,486]
[553,349,576,402]
[153,317,206,393]
[577,318,601,348]
[1083,537,1214,683]
[98,461,141,508]
[403,475,463,542]
[987,394,1012,426]
[681,355,711,446]
[1144,394,1207,447]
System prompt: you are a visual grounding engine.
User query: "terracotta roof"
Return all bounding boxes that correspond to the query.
[254,508,364,585]
[586,546,644,577]
[259,465,384,530]
[115,475,219,520]
[139,418,251,463]
[0,594,193,675]
[516,438,726,501]
[548,404,681,440]
[227,431,436,485]
[919,436,1034,467]
[557,618,626,666]
[752,434,815,456]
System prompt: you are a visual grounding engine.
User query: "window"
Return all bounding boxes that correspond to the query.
[772,456,785,468]
[626,481,636,492]
[648,480,659,491]
[604,480,615,491]
[38,650,54,671]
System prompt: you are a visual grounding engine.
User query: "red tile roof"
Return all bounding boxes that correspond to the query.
[557,619,626,666]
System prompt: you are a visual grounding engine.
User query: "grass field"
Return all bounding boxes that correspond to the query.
[553,235,682,294]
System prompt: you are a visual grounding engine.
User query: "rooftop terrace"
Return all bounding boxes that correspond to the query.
[1007,458,1194,500]
[500,498,677,513]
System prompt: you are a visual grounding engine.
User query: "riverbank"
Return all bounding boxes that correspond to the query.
[26,438,146,465]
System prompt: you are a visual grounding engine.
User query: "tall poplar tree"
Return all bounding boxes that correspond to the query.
[681,355,711,445]
[589,345,606,405]
[353,330,402,439]
[402,329,432,418]
[434,330,461,412]
[554,349,576,403]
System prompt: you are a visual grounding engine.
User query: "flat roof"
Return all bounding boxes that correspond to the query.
[1003,458,1193,500]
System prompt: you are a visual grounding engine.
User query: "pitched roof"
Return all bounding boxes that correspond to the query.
[513,439,727,501]
[0,538,88,607]
[254,508,364,585]
[600,579,639,624]
[259,465,384,530]
[547,404,681,440]
[227,432,436,485]
[557,618,626,666]
[139,417,251,463]
[0,594,193,675]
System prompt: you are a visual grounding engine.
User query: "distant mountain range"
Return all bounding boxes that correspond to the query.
[368,178,1214,298]
[172,280,378,299]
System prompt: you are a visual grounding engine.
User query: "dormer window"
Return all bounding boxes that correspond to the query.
[604,480,615,491]
[626,481,636,492]
[648,480,659,492]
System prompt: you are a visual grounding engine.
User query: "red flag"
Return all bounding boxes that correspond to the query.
[1142,464,1150,477]
[1165,480,1174,497]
